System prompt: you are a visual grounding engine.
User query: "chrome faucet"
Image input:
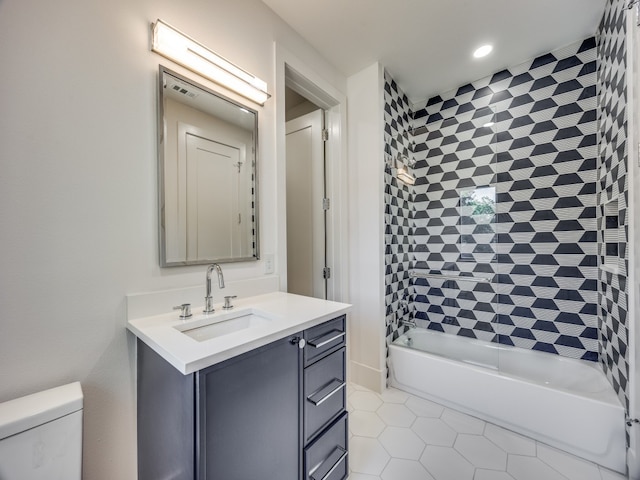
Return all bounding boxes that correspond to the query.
[204,264,225,313]
[401,318,417,329]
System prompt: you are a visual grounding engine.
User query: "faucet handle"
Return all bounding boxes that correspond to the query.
[223,295,237,310]
[173,303,192,319]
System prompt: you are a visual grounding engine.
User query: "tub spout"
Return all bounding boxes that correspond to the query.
[401,319,417,329]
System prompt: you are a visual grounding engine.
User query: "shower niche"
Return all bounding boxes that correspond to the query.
[602,198,620,273]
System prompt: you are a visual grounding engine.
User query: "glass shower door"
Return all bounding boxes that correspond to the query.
[412,105,500,368]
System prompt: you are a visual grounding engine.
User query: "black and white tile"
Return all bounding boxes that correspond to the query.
[597,0,630,412]
[384,70,414,365]
[382,0,629,417]
[410,38,599,361]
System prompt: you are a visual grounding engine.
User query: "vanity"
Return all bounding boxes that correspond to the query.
[136,26,350,478]
[128,292,350,480]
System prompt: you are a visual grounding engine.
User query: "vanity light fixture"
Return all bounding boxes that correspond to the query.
[151,19,270,105]
[473,44,493,58]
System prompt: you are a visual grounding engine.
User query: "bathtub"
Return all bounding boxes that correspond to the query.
[389,327,626,473]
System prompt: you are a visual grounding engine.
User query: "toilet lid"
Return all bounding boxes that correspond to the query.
[0,382,83,440]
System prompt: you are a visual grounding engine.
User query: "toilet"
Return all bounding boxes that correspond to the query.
[0,382,83,479]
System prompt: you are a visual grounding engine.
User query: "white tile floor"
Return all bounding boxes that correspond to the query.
[347,383,628,480]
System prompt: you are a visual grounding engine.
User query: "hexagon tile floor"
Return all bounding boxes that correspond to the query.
[346,383,627,480]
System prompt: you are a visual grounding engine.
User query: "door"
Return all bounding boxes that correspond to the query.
[286,110,327,299]
[197,335,302,480]
[185,134,238,261]
[184,134,248,261]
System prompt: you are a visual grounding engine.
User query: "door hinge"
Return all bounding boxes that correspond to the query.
[322,267,331,279]
[322,198,330,210]
[322,129,329,141]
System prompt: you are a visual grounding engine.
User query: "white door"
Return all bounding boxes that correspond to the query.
[185,134,242,261]
[285,110,326,299]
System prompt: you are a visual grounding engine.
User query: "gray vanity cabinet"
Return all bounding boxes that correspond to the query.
[137,315,347,480]
[302,315,348,480]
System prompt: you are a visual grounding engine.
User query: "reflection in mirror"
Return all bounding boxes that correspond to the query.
[158,66,259,266]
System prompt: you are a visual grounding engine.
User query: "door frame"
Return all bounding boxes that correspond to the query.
[627,4,640,478]
[275,43,349,303]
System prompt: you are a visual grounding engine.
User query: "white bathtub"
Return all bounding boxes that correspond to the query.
[389,327,626,473]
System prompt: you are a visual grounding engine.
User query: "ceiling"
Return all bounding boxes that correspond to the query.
[262,0,607,104]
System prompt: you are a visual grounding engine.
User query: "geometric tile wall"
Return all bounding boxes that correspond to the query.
[383,70,414,367]
[597,0,630,412]
[410,38,600,362]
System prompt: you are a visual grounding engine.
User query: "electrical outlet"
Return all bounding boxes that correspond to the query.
[264,254,274,274]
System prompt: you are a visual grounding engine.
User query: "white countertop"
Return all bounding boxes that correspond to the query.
[127,291,351,374]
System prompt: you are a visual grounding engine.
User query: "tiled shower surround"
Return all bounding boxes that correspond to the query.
[411,38,599,361]
[382,0,630,447]
[383,71,414,374]
[384,0,630,412]
[596,0,629,411]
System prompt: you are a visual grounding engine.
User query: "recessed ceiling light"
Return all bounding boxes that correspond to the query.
[473,44,493,58]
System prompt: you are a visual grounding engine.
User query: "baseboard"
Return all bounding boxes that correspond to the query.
[349,360,385,393]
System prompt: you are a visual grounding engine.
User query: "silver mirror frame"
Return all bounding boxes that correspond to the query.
[157,65,260,267]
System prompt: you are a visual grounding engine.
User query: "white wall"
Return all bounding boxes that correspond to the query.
[347,62,387,392]
[0,0,346,478]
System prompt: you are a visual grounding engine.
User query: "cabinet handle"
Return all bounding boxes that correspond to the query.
[307,378,346,406]
[309,446,347,480]
[307,330,345,348]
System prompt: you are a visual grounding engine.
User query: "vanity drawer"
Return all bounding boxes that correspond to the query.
[304,412,348,480]
[304,315,346,366]
[304,347,346,443]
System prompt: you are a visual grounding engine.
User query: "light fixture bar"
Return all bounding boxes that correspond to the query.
[151,19,270,105]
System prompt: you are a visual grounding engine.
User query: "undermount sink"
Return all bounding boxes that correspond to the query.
[176,310,272,342]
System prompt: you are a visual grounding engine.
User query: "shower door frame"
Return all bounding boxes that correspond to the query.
[626,5,640,478]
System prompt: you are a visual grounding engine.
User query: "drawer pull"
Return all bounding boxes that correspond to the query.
[307,378,346,406]
[309,446,347,480]
[307,330,345,349]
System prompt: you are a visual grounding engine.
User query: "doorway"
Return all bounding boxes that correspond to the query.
[275,48,348,304]
[285,87,327,299]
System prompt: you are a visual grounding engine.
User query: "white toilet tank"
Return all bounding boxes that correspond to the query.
[0,382,83,479]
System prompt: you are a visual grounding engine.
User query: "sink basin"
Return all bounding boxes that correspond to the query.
[177,311,272,342]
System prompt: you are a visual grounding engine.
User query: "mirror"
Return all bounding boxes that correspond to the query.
[158,66,259,266]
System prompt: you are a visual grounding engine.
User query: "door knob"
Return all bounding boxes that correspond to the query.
[290,337,306,349]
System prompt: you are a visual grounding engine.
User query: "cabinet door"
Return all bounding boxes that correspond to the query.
[137,340,195,480]
[197,335,302,480]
